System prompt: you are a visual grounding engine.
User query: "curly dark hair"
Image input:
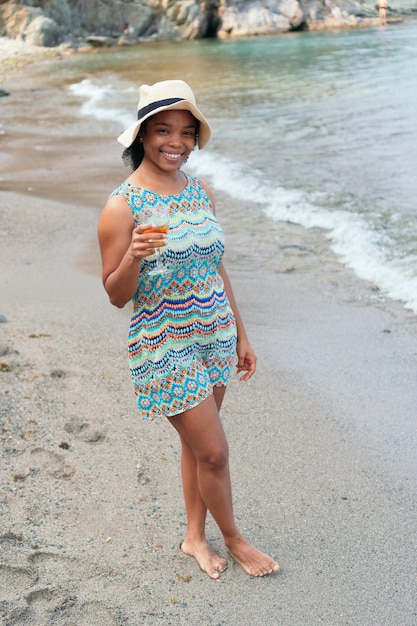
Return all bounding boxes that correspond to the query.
[122,136,145,172]
[121,115,200,172]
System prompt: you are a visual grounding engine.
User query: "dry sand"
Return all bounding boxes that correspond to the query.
[1,45,417,626]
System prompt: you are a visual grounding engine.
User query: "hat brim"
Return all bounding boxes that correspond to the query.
[117,100,211,150]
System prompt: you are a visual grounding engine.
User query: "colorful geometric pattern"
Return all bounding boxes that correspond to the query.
[110,175,237,420]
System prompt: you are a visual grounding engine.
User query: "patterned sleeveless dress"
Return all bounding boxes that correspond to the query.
[110,174,237,421]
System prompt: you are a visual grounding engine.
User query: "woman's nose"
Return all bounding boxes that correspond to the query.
[168,132,183,145]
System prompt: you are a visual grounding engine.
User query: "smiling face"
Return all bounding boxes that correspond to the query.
[141,109,198,172]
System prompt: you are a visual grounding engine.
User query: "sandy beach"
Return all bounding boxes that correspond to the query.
[1,46,417,625]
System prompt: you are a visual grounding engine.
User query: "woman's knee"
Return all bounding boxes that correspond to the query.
[198,441,229,470]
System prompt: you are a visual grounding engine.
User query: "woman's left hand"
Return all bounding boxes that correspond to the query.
[236,340,257,381]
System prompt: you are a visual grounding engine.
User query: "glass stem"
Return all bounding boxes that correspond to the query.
[155,248,163,269]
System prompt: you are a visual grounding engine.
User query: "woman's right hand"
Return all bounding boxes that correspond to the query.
[128,223,167,260]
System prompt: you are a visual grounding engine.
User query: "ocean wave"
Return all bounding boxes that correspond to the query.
[68,79,134,128]
[189,151,417,314]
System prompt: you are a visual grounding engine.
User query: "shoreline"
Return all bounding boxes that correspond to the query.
[1,49,417,624]
[0,37,59,85]
[0,12,406,84]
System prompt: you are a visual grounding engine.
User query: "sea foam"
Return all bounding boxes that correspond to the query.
[190,151,417,315]
[69,79,134,128]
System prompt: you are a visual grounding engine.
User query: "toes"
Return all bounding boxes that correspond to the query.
[217,559,228,574]
[258,561,279,577]
[180,540,227,579]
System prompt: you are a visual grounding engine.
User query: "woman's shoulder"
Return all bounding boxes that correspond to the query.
[186,175,215,209]
[185,174,212,197]
[99,186,134,233]
[110,181,140,200]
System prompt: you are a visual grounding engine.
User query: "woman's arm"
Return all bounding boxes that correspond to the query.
[200,178,257,380]
[97,195,166,308]
[219,262,257,381]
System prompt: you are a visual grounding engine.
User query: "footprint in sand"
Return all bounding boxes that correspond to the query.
[0,563,38,601]
[14,594,120,626]
[30,448,76,479]
[136,453,152,485]
[28,551,78,579]
[0,563,37,626]
[6,586,77,626]
[25,585,76,612]
[2,588,122,626]
[64,420,105,444]
[29,550,113,587]
[77,601,121,625]
[5,554,118,625]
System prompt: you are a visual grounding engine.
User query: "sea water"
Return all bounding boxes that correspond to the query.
[7,20,417,314]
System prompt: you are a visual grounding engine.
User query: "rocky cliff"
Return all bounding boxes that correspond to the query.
[0,0,415,49]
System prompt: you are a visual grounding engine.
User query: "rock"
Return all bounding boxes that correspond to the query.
[57,41,77,55]
[279,0,305,28]
[0,0,410,47]
[42,0,72,29]
[3,6,43,40]
[0,87,10,97]
[129,7,155,37]
[117,33,139,46]
[218,2,291,38]
[85,35,116,48]
[23,15,61,47]
[74,43,95,54]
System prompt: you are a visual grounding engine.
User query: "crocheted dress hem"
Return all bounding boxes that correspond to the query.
[138,383,228,422]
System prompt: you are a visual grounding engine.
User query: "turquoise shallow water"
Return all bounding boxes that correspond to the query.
[3,20,417,313]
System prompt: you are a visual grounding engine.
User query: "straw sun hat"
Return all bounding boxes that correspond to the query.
[117,79,212,150]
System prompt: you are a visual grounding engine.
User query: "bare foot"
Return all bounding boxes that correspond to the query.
[180,539,228,579]
[226,536,279,577]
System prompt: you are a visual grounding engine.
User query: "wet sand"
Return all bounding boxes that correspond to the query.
[1,49,417,625]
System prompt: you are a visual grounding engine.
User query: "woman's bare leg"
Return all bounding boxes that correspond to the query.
[175,386,228,579]
[178,436,228,578]
[168,392,279,578]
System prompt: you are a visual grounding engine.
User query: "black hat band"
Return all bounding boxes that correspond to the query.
[137,97,186,120]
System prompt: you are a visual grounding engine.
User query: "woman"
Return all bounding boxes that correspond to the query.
[98,80,279,579]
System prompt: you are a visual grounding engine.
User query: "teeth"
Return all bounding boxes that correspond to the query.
[163,152,181,159]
